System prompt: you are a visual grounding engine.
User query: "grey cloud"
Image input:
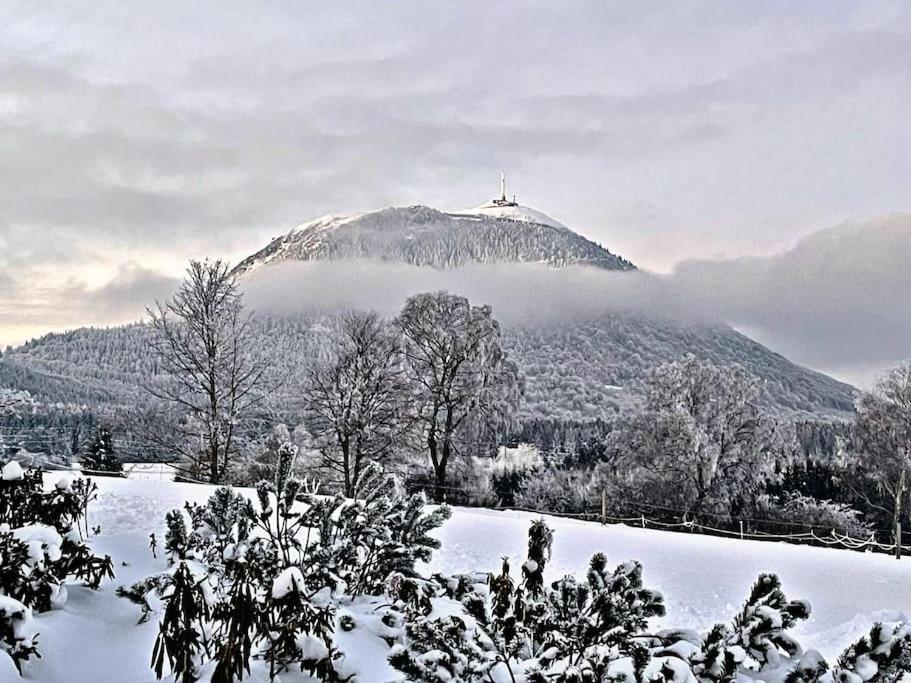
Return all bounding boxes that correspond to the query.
[77,263,178,317]
[0,264,177,344]
[2,0,911,370]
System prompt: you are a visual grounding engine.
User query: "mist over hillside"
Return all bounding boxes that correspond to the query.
[1,261,856,423]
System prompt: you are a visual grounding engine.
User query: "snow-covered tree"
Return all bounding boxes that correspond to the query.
[305,311,411,496]
[609,355,786,519]
[146,259,269,483]
[396,291,521,501]
[849,362,911,557]
[81,426,122,473]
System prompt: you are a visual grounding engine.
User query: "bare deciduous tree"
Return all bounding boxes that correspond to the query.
[850,362,911,557]
[304,311,410,496]
[396,291,521,502]
[146,259,268,483]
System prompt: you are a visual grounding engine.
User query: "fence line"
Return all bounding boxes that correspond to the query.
[63,467,903,557]
[402,479,903,556]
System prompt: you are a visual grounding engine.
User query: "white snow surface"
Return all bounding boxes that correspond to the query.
[22,477,911,682]
[452,202,567,229]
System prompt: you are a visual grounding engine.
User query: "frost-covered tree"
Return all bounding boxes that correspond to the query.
[849,362,911,557]
[147,260,269,483]
[610,355,785,519]
[0,389,33,416]
[305,311,411,496]
[396,292,521,501]
[81,426,122,473]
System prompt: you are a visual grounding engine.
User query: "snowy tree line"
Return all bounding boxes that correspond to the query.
[0,297,855,448]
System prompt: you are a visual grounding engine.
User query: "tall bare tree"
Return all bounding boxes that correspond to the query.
[304,311,410,496]
[146,260,268,483]
[396,291,521,502]
[851,362,911,558]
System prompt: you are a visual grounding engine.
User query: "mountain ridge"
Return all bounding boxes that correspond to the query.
[233,204,636,275]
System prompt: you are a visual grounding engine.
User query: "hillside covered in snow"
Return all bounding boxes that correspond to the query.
[1,309,856,425]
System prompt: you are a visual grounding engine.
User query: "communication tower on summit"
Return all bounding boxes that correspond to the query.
[492,171,518,207]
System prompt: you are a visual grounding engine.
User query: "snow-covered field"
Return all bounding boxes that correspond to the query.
[23,477,911,682]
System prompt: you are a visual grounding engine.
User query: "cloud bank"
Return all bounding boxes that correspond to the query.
[242,216,911,387]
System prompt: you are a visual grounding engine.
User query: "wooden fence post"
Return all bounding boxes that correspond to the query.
[601,490,606,525]
[640,514,645,529]
[739,520,744,540]
[896,521,902,560]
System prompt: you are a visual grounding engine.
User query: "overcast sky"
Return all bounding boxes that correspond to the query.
[1,1,910,383]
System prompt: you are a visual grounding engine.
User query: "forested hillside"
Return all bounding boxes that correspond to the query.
[1,310,855,426]
[233,205,636,275]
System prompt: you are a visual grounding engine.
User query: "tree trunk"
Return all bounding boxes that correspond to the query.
[434,456,447,504]
[427,429,444,503]
[895,470,906,559]
[342,439,352,498]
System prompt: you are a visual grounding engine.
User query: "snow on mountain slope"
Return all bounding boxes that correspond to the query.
[3,311,857,422]
[25,476,911,682]
[451,201,568,229]
[232,204,634,275]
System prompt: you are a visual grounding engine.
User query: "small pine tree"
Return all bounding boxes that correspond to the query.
[82,427,122,473]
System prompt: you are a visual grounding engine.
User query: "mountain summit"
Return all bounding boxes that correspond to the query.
[233,179,634,275]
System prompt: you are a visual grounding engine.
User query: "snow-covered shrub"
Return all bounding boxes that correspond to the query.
[834,621,911,682]
[0,463,113,675]
[0,595,38,675]
[751,494,874,539]
[390,519,666,683]
[121,450,450,682]
[389,520,911,683]
[784,620,911,683]
[515,467,601,513]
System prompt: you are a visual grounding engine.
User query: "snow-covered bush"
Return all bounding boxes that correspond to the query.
[390,519,666,682]
[784,620,911,683]
[752,494,874,540]
[0,595,38,675]
[0,462,114,675]
[515,467,601,513]
[120,449,450,682]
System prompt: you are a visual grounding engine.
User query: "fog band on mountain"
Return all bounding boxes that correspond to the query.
[239,212,911,389]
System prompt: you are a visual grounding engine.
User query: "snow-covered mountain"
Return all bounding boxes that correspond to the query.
[233,203,635,275]
[0,192,859,427]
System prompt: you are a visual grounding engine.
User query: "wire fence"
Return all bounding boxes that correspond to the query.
[402,480,905,557]
[57,462,905,558]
